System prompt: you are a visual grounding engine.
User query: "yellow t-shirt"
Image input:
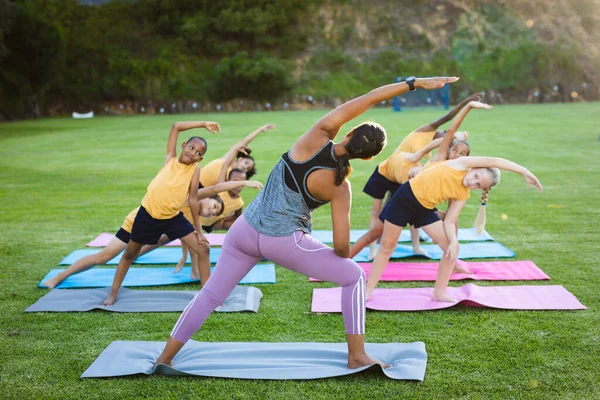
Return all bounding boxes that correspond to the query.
[378,130,436,181]
[420,159,444,174]
[198,191,244,227]
[121,207,140,233]
[410,162,470,209]
[199,158,231,187]
[379,153,418,184]
[141,157,198,219]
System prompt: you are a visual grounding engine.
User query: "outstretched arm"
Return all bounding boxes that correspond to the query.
[451,156,543,191]
[309,77,459,142]
[220,123,275,163]
[429,100,492,163]
[416,93,481,133]
[197,180,263,200]
[404,138,443,163]
[165,121,221,165]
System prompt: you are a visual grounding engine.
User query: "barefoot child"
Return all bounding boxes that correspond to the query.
[102,121,220,306]
[360,93,481,258]
[154,76,460,370]
[366,156,543,302]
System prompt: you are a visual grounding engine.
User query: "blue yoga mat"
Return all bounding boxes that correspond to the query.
[38,264,276,288]
[82,340,428,381]
[353,242,515,262]
[310,227,493,244]
[420,227,493,243]
[59,247,229,266]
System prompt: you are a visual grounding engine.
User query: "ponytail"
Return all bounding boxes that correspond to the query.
[335,155,352,186]
[474,189,490,235]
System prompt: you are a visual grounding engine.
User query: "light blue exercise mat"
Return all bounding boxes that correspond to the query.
[81,340,428,381]
[26,286,262,313]
[353,242,515,262]
[38,264,276,288]
[310,227,492,244]
[59,247,228,265]
[419,227,493,243]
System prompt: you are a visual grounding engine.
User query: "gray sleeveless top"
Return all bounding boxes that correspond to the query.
[244,141,338,236]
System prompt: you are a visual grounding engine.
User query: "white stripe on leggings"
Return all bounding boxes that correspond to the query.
[351,274,365,335]
[170,291,200,339]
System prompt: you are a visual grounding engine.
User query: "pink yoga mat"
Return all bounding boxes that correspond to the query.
[86,232,226,247]
[311,284,586,312]
[309,260,549,282]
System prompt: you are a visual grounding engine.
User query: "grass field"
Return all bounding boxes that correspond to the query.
[1,103,599,399]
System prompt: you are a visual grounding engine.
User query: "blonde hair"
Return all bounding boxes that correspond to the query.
[474,168,501,234]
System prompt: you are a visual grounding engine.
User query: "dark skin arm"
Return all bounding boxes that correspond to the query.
[416,94,481,138]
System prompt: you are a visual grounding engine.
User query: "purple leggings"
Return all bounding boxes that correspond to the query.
[171,215,366,343]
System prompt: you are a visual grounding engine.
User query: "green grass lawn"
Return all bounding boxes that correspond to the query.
[1,103,599,399]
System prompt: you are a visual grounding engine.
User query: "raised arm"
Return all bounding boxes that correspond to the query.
[309,77,459,142]
[404,138,443,164]
[220,124,275,163]
[429,101,492,162]
[197,180,262,200]
[165,121,221,164]
[416,93,481,133]
[452,156,543,190]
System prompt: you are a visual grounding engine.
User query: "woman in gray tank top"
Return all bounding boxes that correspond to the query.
[157,77,460,370]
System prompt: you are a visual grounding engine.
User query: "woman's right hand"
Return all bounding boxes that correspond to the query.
[523,170,543,191]
[416,77,460,90]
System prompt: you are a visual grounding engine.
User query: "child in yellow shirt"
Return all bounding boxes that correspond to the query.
[103,121,220,306]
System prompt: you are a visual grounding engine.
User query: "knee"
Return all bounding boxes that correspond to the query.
[122,248,139,261]
[378,237,397,255]
[340,262,366,287]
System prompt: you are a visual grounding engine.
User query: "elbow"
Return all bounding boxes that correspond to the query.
[334,245,350,259]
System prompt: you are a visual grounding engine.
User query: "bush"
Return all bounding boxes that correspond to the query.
[208,51,293,102]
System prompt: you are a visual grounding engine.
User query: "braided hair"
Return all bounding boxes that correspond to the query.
[474,168,501,234]
[334,122,387,186]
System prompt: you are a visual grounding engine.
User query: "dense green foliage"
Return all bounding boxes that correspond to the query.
[1,104,599,398]
[0,0,597,119]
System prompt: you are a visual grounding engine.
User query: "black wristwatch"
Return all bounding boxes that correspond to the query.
[405,76,416,91]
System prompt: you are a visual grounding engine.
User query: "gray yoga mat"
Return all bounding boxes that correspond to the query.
[81,340,428,381]
[25,286,262,313]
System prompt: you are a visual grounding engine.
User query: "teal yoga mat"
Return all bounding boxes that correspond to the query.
[38,264,276,288]
[353,242,515,262]
[59,247,228,265]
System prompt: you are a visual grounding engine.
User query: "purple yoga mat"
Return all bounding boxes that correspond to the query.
[311,284,586,312]
[309,260,549,282]
[86,232,226,247]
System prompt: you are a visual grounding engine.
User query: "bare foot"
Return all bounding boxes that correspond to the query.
[365,287,374,301]
[154,357,173,367]
[348,353,389,369]
[43,276,62,289]
[431,291,457,303]
[102,293,117,306]
[190,272,200,280]
[412,247,430,258]
[173,260,185,274]
[452,260,472,274]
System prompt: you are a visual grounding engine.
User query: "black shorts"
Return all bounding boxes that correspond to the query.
[115,228,131,243]
[202,224,215,234]
[130,206,195,245]
[363,166,401,200]
[379,181,440,228]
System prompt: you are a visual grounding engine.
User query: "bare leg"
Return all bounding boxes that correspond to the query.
[190,250,200,280]
[350,218,384,259]
[180,232,210,286]
[410,225,429,256]
[173,242,188,274]
[420,221,456,302]
[365,221,404,300]
[103,240,144,305]
[44,237,127,288]
[139,234,170,257]
[367,198,383,259]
